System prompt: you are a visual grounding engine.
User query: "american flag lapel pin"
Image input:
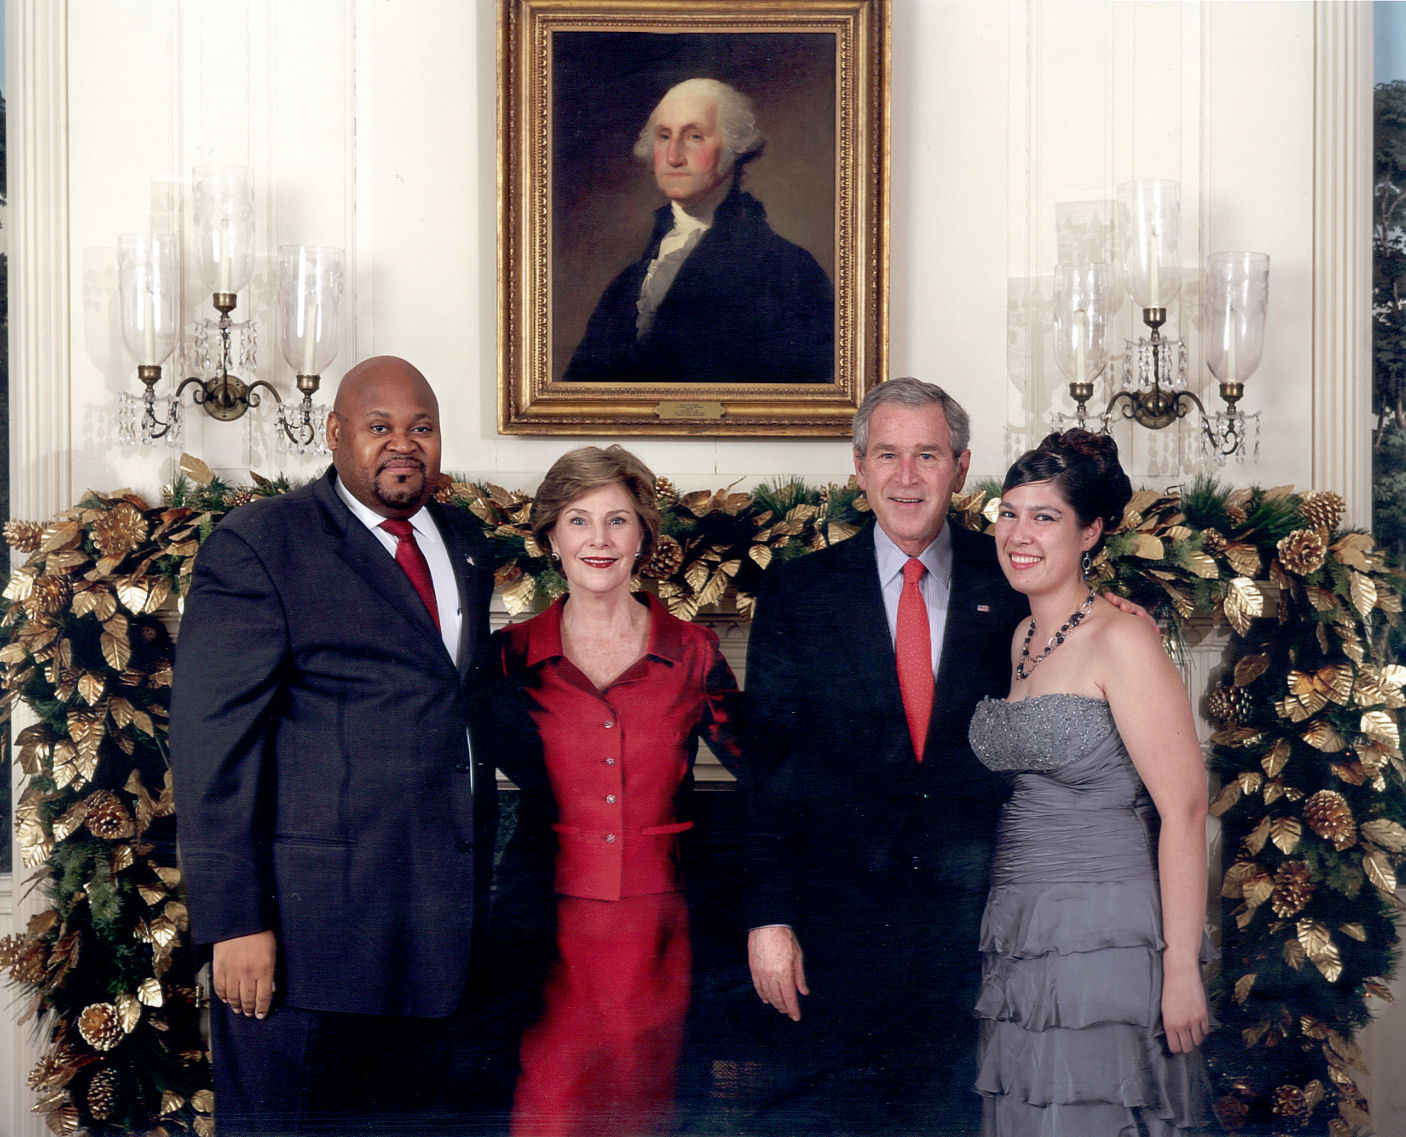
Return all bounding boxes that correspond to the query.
[977,604,991,612]
[466,555,477,567]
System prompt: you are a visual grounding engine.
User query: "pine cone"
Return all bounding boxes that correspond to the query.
[228,490,256,509]
[1271,860,1315,917]
[84,791,136,841]
[1206,686,1250,725]
[77,1003,124,1052]
[1,933,48,986]
[86,1066,120,1121]
[642,534,684,580]
[1224,503,1249,528]
[1303,789,1356,850]
[1299,491,1345,534]
[92,503,149,560]
[24,573,73,618]
[654,477,678,509]
[1200,529,1227,557]
[1214,1094,1250,1132]
[1271,1084,1309,1124]
[3,519,44,552]
[1277,529,1327,576]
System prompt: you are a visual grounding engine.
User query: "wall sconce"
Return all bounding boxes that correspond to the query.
[116,165,344,453]
[1055,180,1266,463]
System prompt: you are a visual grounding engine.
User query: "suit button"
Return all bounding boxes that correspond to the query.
[605,834,616,843]
[458,840,474,853]
[603,720,615,729]
[455,761,471,773]
[605,758,616,766]
[606,794,617,804]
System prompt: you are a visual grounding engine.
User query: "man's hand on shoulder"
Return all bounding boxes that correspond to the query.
[1103,592,1158,631]
[213,930,278,1019]
[748,925,809,1022]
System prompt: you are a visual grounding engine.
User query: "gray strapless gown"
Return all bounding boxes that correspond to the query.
[968,693,1213,1137]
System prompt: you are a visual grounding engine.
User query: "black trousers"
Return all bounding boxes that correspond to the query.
[210,998,512,1136]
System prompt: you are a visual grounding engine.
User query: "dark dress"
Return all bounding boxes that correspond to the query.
[562,184,834,384]
[494,594,743,1137]
[968,693,1213,1136]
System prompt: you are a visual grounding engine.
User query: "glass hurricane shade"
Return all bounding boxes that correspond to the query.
[193,165,256,296]
[1117,179,1180,310]
[1204,252,1269,384]
[117,233,179,367]
[278,246,345,377]
[1051,262,1112,385]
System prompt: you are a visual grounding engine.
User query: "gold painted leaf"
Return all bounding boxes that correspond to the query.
[39,520,81,554]
[179,454,213,485]
[1224,577,1264,636]
[1209,781,1242,816]
[101,629,131,671]
[1298,919,1344,982]
[1271,816,1303,854]
[1360,818,1406,851]
[115,992,141,1033]
[1243,869,1274,910]
[52,740,96,792]
[748,544,772,569]
[1237,771,1264,794]
[1305,584,1340,612]
[192,1090,215,1114]
[1360,710,1400,752]
[697,569,729,609]
[1184,550,1219,579]
[51,801,89,844]
[1364,850,1398,896]
[1234,972,1257,1003]
[76,672,105,706]
[1350,570,1378,618]
[1302,721,1347,752]
[161,1090,186,1115]
[501,573,535,617]
[3,565,35,602]
[1243,816,1272,854]
[1235,653,1271,687]
[1365,979,1397,1002]
[684,560,710,593]
[1261,739,1292,778]
[138,978,164,1007]
[1129,533,1164,560]
[1340,923,1368,942]
[1225,543,1262,577]
[1332,532,1375,570]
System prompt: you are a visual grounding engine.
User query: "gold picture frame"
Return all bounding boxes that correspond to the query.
[498,0,889,436]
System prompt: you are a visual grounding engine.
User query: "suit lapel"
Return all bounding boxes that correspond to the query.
[930,525,1005,745]
[431,501,489,681]
[827,526,909,743]
[313,472,450,655]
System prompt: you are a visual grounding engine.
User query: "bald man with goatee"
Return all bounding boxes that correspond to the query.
[172,356,501,1135]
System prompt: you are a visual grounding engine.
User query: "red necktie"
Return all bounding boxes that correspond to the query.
[379,519,440,630]
[896,557,933,761]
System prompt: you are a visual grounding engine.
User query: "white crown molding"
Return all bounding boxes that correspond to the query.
[1312,1,1373,526]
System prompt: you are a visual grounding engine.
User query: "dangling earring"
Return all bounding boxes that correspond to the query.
[1081,549,1092,578]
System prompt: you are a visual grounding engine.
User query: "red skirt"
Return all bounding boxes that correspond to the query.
[511,890,691,1137]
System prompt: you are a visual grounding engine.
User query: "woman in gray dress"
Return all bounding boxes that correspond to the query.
[969,430,1212,1135]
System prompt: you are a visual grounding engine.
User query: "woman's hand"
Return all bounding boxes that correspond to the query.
[1161,962,1209,1054]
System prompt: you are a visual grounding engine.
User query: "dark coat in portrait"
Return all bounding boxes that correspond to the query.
[563,185,834,384]
[743,519,1028,1133]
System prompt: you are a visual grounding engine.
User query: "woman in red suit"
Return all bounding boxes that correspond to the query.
[494,445,743,1137]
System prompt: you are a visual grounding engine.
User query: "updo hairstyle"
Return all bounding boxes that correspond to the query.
[1002,429,1132,551]
[530,445,662,561]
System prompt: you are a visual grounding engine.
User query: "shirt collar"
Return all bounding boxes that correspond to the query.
[873,521,953,589]
[334,473,430,538]
[524,593,683,669]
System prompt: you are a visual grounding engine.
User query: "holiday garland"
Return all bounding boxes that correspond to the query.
[1,468,1403,1136]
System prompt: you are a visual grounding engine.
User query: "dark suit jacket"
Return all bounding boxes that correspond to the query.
[743,521,1027,997]
[563,185,834,384]
[170,469,498,1018]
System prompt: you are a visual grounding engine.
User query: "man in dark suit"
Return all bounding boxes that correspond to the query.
[170,356,499,1135]
[743,377,1028,1135]
[563,77,833,384]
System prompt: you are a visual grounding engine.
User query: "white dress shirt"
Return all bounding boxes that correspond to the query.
[334,475,463,665]
[873,522,953,676]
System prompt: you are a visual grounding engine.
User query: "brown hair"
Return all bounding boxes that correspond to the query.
[531,445,662,560]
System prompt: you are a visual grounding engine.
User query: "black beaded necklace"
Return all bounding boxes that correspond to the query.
[1015,589,1096,680]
